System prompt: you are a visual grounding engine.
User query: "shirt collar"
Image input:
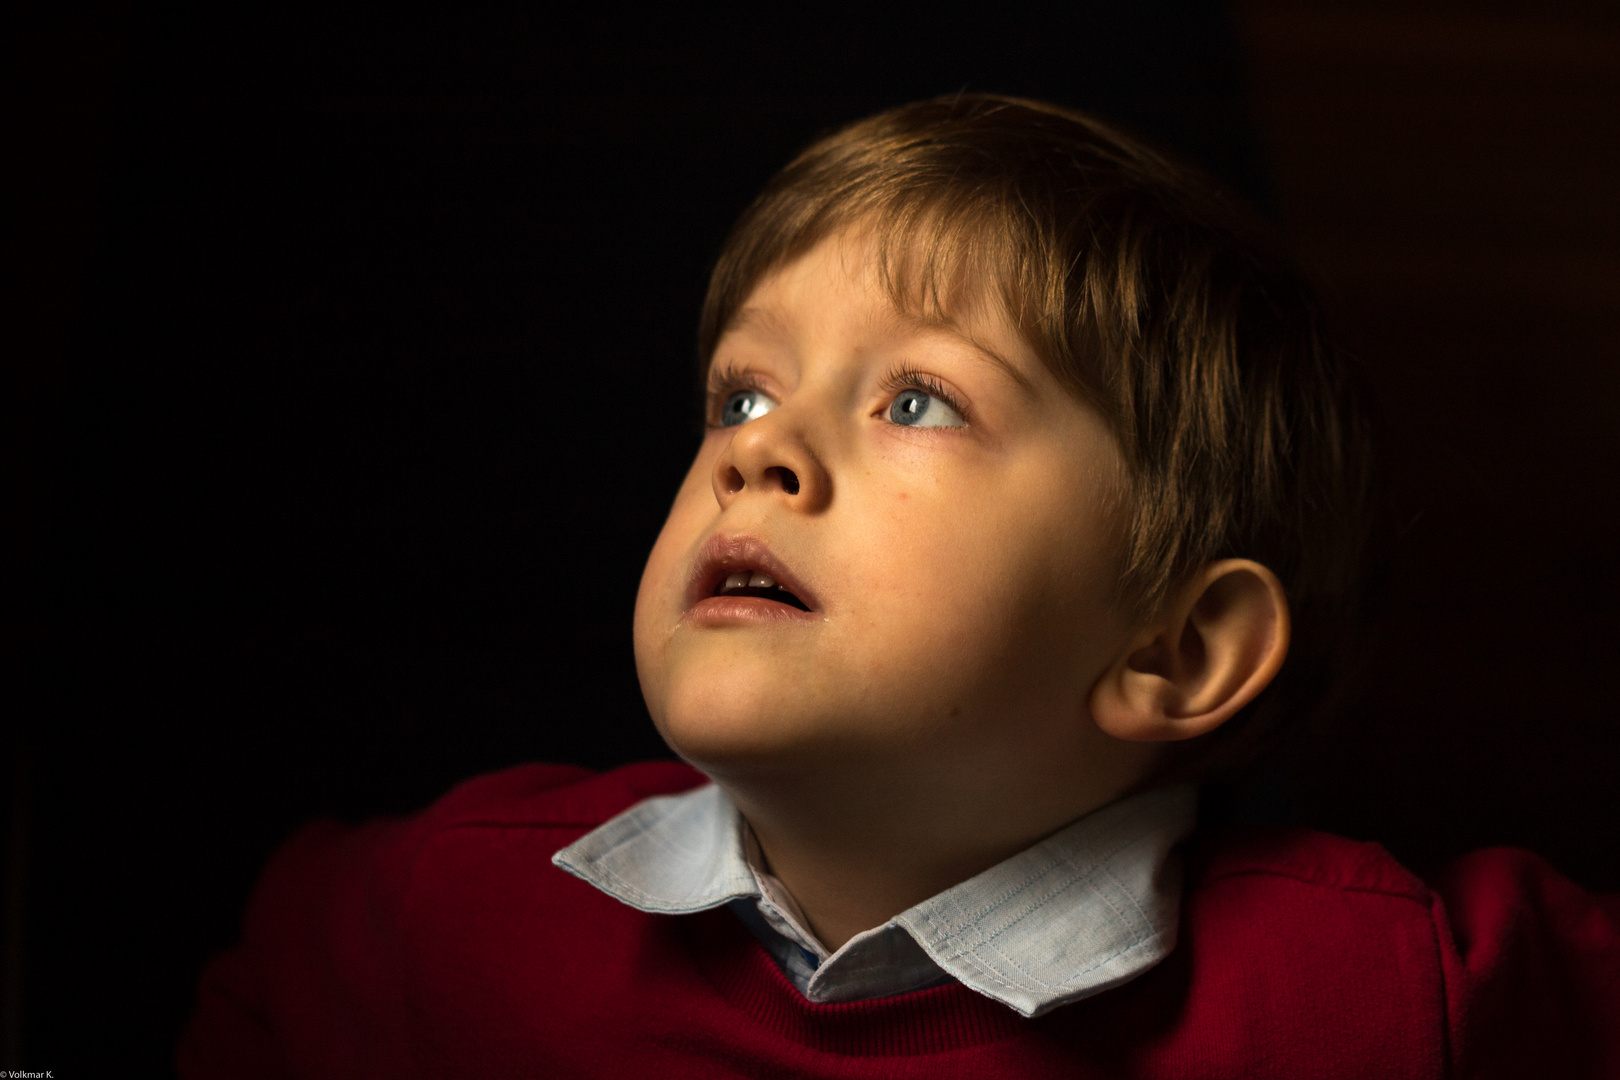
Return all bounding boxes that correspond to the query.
[553,781,1196,1018]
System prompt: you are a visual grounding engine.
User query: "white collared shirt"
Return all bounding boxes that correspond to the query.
[552,782,1196,1018]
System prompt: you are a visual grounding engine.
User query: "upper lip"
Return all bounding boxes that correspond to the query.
[686,533,819,612]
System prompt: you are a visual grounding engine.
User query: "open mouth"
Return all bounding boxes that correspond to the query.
[712,570,811,611]
[688,535,819,618]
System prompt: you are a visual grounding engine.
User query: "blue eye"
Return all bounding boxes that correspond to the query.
[719,388,778,427]
[888,388,965,428]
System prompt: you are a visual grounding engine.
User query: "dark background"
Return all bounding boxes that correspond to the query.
[3,1,1617,1075]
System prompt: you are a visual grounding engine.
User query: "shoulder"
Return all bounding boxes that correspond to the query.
[1179,824,1439,971]
[251,759,708,899]
[1178,823,1618,973]
[1177,825,1443,1005]
[241,758,709,938]
[1173,825,1620,1078]
[420,759,707,830]
[1185,823,1620,938]
[1187,824,1429,902]
[1178,828,1443,1015]
[180,761,709,1077]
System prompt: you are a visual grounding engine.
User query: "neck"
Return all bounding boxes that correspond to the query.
[716,748,1153,950]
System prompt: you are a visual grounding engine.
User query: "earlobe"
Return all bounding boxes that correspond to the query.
[1089,559,1290,744]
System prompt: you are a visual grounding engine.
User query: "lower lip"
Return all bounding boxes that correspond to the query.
[686,595,820,625]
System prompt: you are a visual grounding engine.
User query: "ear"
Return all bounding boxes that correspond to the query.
[1089,559,1290,743]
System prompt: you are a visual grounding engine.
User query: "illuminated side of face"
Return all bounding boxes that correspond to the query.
[633,231,1160,826]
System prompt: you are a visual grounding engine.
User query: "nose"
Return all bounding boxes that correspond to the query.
[711,410,831,513]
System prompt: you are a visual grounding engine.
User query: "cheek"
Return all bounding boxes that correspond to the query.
[642,447,720,595]
[633,451,720,692]
[839,471,1118,688]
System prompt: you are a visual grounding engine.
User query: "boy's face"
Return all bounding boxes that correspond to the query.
[634,232,1153,817]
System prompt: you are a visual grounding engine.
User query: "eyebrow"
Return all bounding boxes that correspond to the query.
[718,301,1036,393]
[880,307,1036,393]
[721,304,794,346]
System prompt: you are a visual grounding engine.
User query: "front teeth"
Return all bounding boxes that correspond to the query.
[721,570,778,592]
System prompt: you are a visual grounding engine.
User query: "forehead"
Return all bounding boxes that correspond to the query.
[712,232,1034,386]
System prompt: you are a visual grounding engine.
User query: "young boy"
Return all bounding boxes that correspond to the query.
[179,95,1620,1078]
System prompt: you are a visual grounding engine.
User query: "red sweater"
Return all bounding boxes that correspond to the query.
[179,762,1620,1079]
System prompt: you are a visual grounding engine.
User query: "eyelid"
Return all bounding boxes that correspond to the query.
[876,363,972,425]
[707,361,768,396]
[705,362,972,427]
[705,363,778,427]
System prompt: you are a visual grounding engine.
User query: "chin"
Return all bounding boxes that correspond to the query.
[656,699,799,773]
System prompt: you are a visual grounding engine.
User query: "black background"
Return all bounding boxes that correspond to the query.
[3,3,1617,1076]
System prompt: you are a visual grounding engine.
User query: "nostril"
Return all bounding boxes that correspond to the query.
[768,467,801,495]
[721,466,746,496]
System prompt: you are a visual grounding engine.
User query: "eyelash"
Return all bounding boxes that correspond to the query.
[704,363,769,428]
[877,364,971,425]
[704,362,971,426]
